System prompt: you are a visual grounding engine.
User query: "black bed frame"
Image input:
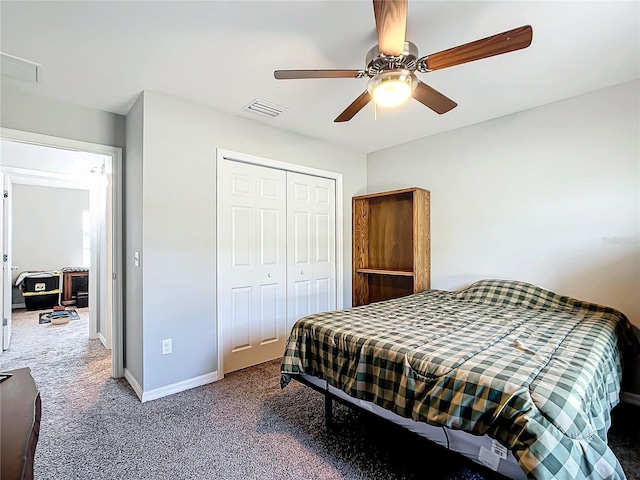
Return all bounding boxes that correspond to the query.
[291,374,342,429]
[290,374,512,480]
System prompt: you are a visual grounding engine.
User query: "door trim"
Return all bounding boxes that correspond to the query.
[0,127,124,378]
[216,148,344,378]
[2,175,13,350]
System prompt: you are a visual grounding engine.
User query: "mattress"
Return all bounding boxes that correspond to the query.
[281,280,640,480]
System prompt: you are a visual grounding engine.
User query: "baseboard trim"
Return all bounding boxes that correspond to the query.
[97,332,108,348]
[141,371,219,402]
[124,369,219,403]
[124,368,143,401]
[621,391,640,407]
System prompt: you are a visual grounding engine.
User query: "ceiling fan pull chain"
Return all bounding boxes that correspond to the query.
[374,102,378,121]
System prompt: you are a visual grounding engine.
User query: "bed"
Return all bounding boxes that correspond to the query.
[280,280,640,480]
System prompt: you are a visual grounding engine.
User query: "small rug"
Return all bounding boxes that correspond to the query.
[38,309,80,324]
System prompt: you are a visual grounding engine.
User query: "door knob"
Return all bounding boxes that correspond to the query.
[300,270,304,275]
[267,273,272,278]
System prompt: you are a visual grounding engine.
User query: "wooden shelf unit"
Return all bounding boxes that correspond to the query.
[62,270,89,303]
[352,187,430,306]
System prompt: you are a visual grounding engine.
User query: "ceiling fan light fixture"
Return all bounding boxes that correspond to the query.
[367,70,415,108]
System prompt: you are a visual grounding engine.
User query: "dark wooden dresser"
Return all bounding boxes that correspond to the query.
[1,367,41,480]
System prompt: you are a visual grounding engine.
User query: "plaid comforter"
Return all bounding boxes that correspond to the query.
[281,280,640,480]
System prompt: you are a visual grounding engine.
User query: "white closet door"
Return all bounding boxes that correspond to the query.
[219,160,287,374]
[286,172,336,332]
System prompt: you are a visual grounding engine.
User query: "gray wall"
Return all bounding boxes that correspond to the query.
[1,87,125,364]
[368,80,640,327]
[12,184,89,289]
[124,94,144,385]
[133,91,367,391]
[1,85,125,148]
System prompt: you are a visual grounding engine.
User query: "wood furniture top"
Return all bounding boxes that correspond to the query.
[1,367,41,480]
[352,187,423,200]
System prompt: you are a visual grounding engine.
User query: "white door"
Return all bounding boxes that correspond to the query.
[3,175,13,350]
[219,160,287,373]
[286,172,336,332]
[0,173,4,354]
[90,162,112,349]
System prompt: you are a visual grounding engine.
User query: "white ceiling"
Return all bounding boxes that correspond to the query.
[1,1,638,154]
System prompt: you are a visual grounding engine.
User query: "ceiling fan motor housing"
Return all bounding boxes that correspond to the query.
[273,0,533,122]
[365,41,419,76]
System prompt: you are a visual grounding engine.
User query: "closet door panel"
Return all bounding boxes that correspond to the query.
[293,212,311,264]
[315,277,331,313]
[293,280,311,321]
[259,283,279,344]
[220,159,286,374]
[287,172,336,332]
[260,209,280,266]
[231,207,252,268]
[230,286,251,352]
[220,160,338,373]
[315,213,330,263]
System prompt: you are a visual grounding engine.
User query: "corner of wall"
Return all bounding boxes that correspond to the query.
[124,368,143,401]
[139,371,219,403]
[124,92,145,385]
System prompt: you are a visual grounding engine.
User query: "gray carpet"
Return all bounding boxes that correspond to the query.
[1,309,638,480]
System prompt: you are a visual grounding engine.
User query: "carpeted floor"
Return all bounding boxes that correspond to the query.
[1,309,639,480]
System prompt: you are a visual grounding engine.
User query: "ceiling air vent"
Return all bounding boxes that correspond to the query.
[242,98,287,118]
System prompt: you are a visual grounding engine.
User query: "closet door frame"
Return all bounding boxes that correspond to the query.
[216,148,344,379]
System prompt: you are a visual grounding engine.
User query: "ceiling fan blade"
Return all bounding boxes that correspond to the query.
[334,91,372,122]
[274,69,364,80]
[421,25,533,71]
[412,81,457,114]
[373,0,408,56]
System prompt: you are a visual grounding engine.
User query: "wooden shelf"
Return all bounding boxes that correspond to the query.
[356,268,415,277]
[352,187,430,306]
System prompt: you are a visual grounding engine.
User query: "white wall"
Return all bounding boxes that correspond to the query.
[133,91,367,391]
[124,94,144,385]
[368,80,640,327]
[12,184,89,279]
[1,85,125,148]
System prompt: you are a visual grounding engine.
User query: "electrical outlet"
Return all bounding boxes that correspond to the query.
[162,338,172,355]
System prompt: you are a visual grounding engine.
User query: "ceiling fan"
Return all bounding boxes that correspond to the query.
[274,0,533,122]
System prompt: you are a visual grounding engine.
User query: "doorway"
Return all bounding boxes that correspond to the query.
[0,128,123,377]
